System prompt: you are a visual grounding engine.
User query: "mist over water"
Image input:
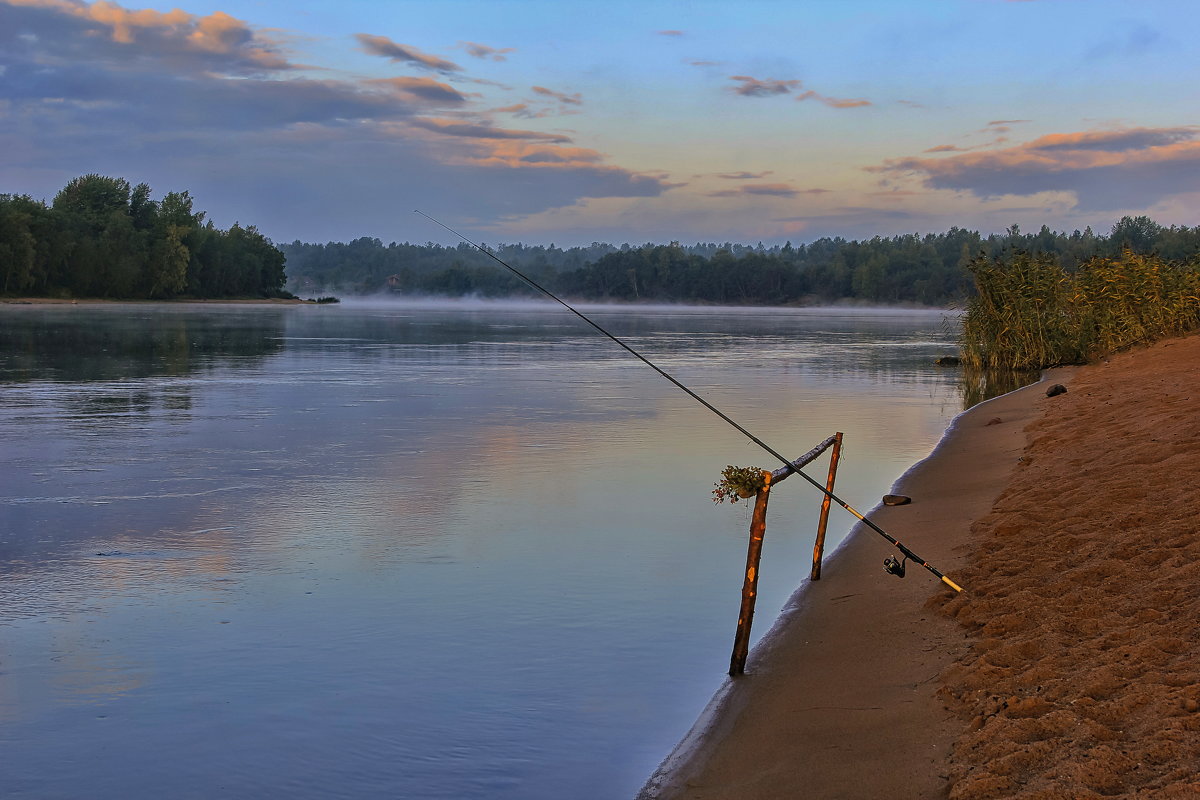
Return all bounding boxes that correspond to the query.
[1,301,964,799]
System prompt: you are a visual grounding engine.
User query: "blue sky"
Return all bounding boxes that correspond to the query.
[2,0,1198,246]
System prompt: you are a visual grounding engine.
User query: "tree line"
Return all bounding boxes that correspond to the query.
[5,173,1196,308]
[282,216,1200,306]
[0,175,287,299]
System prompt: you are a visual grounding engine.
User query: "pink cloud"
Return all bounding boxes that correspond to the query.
[6,0,290,69]
[409,117,573,143]
[366,77,468,105]
[796,90,870,108]
[461,41,515,61]
[871,126,1200,210]
[355,33,462,72]
[729,75,801,97]
[531,85,582,105]
[457,141,607,168]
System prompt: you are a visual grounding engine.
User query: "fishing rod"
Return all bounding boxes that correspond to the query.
[414,210,963,593]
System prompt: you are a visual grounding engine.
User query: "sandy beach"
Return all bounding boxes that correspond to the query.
[641,333,1200,799]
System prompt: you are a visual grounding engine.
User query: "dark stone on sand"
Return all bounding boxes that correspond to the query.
[1046,384,1068,397]
[986,417,1003,426]
[935,356,961,366]
[882,494,911,506]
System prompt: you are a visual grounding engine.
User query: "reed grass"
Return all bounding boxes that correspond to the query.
[961,250,1200,370]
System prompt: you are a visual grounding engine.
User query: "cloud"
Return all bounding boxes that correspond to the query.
[128,126,669,242]
[0,0,673,242]
[728,75,801,97]
[796,90,870,108]
[354,33,462,72]
[531,85,582,105]
[366,77,468,105]
[870,126,1200,210]
[726,77,869,106]
[708,183,802,198]
[742,183,802,197]
[981,119,1029,135]
[490,103,554,119]
[460,41,515,61]
[4,58,415,132]
[924,144,967,153]
[454,141,606,168]
[409,117,573,143]
[2,0,293,73]
[715,171,773,180]
[656,29,684,36]
[1025,128,1196,152]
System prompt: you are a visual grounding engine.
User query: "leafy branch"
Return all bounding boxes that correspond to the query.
[712,465,767,504]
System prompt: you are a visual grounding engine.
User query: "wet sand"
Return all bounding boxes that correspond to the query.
[641,332,1200,799]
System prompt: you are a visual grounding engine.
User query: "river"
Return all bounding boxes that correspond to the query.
[1,300,965,799]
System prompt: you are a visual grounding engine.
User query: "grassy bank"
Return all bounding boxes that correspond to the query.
[961,250,1200,370]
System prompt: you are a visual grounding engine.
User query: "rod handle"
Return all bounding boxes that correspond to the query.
[940,575,964,593]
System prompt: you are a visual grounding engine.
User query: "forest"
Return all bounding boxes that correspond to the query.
[282,216,1200,306]
[3,173,1198,308]
[0,175,287,299]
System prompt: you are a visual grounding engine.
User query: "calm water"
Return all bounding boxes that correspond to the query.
[1,300,964,799]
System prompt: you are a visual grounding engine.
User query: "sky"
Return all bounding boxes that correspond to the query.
[2,0,1198,247]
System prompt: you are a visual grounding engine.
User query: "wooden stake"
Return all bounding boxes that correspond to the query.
[810,431,843,581]
[729,470,772,676]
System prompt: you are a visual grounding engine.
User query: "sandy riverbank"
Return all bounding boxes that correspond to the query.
[641,332,1200,799]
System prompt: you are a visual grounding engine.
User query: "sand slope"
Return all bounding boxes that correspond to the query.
[640,366,1058,799]
[643,335,1200,799]
[937,335,1200,799]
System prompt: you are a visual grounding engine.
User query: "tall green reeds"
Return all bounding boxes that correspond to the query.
[961,250,1200,370]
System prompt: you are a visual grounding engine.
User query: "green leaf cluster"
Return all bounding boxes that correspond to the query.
[712,465,768,504]
[0,174,287,299]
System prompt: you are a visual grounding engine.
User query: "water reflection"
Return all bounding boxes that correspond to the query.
[0,305,287,383]
[958,365,1041,408]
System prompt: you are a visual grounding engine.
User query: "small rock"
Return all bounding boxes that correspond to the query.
[1184,698,1199,713]
[883,494,911,506]
[985,417,1003,426]
[1046,384,1068,397]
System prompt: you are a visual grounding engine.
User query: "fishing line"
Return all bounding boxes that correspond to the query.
[414,210,963,593]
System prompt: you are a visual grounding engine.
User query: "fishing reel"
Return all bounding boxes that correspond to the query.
[883,554,907,578]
